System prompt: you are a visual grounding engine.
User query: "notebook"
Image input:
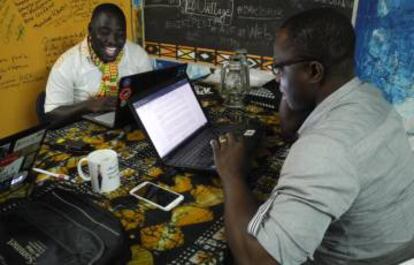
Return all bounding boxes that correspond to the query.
[128,77,261,171]
[0,124,48,193]
[83,64,188,128]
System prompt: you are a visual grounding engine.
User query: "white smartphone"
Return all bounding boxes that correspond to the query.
[129,181,184,211]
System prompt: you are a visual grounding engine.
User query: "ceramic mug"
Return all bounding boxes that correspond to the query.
[77,149,120,193]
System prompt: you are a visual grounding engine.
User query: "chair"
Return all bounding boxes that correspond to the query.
[36,91,48,124]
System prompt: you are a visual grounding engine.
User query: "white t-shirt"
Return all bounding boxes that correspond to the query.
[44,38,153,113]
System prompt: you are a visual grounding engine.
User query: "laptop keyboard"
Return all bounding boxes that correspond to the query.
[172,129,216,166]
[170,125,248,167]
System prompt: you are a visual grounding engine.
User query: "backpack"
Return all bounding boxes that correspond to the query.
[0,183,131,265]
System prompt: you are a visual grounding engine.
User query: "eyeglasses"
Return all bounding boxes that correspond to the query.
[272,59,316,76]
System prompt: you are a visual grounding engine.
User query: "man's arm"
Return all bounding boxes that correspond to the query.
[278,98,312,142]
[44,52,118,124]
[45,96,116,124]
[211,134,279,265]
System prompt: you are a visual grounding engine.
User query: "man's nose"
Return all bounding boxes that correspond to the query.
[106,33,116,45]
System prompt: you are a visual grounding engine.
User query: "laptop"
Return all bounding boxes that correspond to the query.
[0,125,48,194]
[83,64,188,128]
[128,77,261,171]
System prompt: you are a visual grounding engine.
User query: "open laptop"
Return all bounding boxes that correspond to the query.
[128,77,261,171]
[83,64,188,128]
[0,125,48,194]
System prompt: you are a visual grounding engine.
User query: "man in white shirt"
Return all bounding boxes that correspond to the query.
[211,8,414,265]
[44,3,152,122]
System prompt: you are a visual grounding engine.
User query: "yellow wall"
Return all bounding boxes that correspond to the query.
[0,0,134,138]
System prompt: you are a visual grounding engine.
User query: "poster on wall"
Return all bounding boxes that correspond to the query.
[355,0,414,129]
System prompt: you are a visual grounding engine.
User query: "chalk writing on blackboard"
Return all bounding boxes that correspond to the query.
[144,0,355,57]
[236,5,284,20]
[313,0,354,8]
[145,0,181,8]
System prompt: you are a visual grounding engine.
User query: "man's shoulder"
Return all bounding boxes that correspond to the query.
[124,40,148,56]
[309,82,395,143]
[294,133,346,157]
[121,40,152,72]
[52,40,87,70]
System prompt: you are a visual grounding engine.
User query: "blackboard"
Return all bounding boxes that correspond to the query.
[144,0,355,64]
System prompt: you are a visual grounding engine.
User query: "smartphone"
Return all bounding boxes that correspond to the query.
[129,181,184,211]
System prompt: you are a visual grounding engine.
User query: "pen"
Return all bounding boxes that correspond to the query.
[32,167,71,181]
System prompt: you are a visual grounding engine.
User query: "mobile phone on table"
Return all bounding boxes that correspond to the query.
[129,181,184,211]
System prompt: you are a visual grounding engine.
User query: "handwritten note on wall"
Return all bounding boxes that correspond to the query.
[0,0,132,137]
[14,0,67,28]
[0,1,25,45]
[43,32,86,70]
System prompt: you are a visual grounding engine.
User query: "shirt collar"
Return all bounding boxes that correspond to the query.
[298,77,363,135]
[80,38,91,61]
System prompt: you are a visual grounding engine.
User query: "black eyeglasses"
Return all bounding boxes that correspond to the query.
[272,59,316,76]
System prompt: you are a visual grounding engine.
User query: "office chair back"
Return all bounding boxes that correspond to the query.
[36,91,47,124]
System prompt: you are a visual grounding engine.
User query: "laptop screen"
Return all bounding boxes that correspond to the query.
[131,79,207,158]
[0,125,47,192]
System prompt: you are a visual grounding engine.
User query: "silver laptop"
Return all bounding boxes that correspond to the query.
[83,111,116,128]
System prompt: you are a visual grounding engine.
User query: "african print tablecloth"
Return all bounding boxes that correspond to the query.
[33,92,289,265]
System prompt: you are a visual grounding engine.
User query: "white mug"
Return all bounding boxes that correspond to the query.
[77,149,120,193]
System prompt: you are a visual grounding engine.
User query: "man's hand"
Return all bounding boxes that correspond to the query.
[210,133,248,183]
[86,96,117,113]
[210,133,279,265]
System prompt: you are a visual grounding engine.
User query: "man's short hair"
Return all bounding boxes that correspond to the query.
[90,3,126,27]
[280,8,355,68]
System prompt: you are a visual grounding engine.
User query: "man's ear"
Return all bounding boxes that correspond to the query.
[307,61,324,84]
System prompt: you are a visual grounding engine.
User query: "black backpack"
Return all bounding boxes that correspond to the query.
[0,183,131,265]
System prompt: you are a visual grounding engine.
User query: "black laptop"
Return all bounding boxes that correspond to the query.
[83,64,188,128]
[0,125,48,194]
[128,77,261,171]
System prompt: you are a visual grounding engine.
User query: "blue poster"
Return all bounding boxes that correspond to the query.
[355,0,414,105]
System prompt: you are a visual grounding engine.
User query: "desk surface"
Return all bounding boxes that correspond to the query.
[34,96,289,265]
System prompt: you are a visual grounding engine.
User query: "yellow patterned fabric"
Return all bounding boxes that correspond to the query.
[87,36,124,97]
[33,88,290,264]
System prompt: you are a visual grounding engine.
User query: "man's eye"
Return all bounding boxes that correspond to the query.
[98,29,110,35]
